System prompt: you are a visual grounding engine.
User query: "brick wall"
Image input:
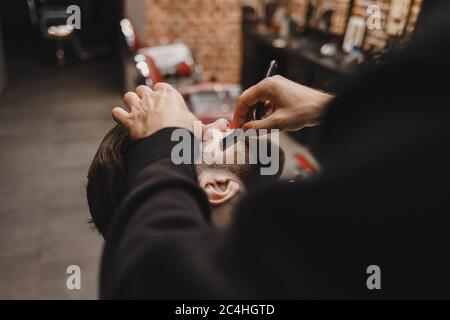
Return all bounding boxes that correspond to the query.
[144,0,243,83]
[143,0,423,82]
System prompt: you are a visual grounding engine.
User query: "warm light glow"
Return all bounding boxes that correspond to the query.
[47,25,74,38]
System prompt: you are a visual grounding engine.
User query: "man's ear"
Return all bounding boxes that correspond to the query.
[198,172,241,205]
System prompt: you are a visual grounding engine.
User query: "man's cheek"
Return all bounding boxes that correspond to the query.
[202,142,223,164]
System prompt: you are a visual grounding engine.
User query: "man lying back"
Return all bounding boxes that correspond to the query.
[87,117,285,237]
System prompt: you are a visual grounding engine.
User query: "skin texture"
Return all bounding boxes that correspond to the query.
[113,82,246,219]
[233,75,334,131]
[196,168,242,228]
[110,82,285,228]
[86,119,247,235]
[198,119,245,228]
[112,82,246,226]
[113,78,333,140]
[201,118,247,166]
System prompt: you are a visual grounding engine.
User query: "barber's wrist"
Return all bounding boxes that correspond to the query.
[125,127,197,183]
[308,92,334,126]
[130,123,195,141]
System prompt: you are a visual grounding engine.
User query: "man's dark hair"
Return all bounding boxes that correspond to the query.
[87,125,284,237]
[86,125,131,236]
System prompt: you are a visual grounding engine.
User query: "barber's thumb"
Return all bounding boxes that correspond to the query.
[112,107,131,128]
[242,117,275,130]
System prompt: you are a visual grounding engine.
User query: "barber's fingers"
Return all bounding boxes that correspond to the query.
[123,91,140,110]
[153,82,173,92]
[242,112,281,130]
[233,80,272,128]
[112,107,132,128]
[136,85,153,99]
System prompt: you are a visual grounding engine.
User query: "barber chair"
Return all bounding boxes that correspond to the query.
[26,0,75,65]
[26,0,112,65]
[120,18,241,123]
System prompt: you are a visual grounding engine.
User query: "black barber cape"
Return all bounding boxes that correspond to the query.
[100,3,450,299]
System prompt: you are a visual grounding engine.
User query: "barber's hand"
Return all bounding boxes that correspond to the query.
[233,75,334,131]
[112,83,198,140]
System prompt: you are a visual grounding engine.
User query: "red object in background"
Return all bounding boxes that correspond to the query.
[294,153,316,173]
[144,55,165,85]
[120,17,241,124]
[176,62,193,77]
